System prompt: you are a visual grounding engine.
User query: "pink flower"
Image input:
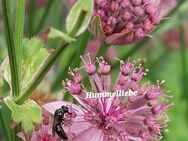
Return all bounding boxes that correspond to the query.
[89,0,175,45]
[18,108,61,141]
[44,55,172,141]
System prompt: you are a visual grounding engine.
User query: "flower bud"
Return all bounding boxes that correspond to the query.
[90,0,164,45]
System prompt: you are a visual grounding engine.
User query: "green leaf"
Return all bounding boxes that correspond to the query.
[47,28,76,42]
[66,0,94,36]
[4,96,42,133]
[4,37,49,91]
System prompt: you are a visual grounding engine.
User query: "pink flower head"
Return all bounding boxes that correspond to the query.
[18,108,61,141]
[44,55,172,141]
[89,0,173,45]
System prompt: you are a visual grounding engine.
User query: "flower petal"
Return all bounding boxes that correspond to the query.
[73,126,103,141]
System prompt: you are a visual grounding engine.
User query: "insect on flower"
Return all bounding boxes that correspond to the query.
[53,106,71,140]
[44,54,173,141]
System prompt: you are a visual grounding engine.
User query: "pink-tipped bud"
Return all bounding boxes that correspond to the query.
[66,81,82,95]
[121,63,134,75]
[144,117,156,126]
[73,71,83,83]
[145,87,161,100]
[131,68,144,82]
[99,63,111,75]
[118,75,127,85]
[152,104,167,115]
[85,64,96,75]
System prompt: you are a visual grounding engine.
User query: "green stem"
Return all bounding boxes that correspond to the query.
[15,0,26,95]
[2,0,20,97]
[15,10,88,104]
[34,0,56,34]
[0,110,12,141]
[15,42,68,104]
[179,24,188,100]
[14,124,22,141]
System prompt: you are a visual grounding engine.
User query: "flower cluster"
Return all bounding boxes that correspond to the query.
[44,55,172,141]
[90,0,168,45]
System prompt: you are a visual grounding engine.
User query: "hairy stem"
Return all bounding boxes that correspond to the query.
[15,0,26,95]
[2,0,20,97]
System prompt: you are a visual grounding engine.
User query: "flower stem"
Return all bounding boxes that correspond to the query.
[179,24,188,100]
[15,0,26,94]
[0,110,12,141]
[15,10,88,104]
[2,0,20,97]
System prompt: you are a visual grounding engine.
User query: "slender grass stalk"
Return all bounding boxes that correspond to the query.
[2,0,20,97]
[15,10,88,104]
